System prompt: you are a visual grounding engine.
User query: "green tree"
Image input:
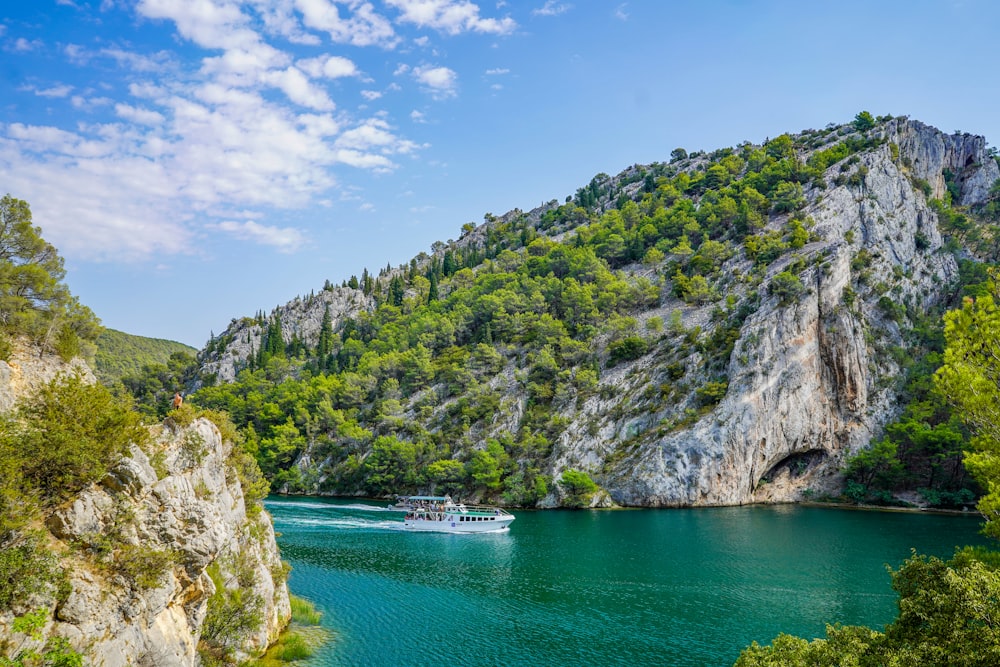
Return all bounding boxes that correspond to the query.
[853,110,876,132]
[559,469,598,508]
[0,195,99,352]
[936,292,1000,538]
[736,550,1000,667]
[15,373,149,505]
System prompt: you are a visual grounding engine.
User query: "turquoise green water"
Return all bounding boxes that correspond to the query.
[266,497,989,666]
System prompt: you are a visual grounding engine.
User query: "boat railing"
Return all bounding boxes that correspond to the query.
[444,504,513,517]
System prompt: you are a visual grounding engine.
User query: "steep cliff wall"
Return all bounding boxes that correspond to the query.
[598,118,999,505]
[0,352,290,665]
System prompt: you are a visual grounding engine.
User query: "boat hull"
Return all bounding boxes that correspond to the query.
[403,512,514,533]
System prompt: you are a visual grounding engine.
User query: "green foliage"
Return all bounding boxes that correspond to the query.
[200,560,266,662]
[0,533,63,613]
[93,329,196,384]
[289,595,322,625]
[559,469,598,508]
[0,195,100,353]
[853,110,876,132]
[113,543,177,590]
[12,373,149,506]
[735,550,1000,667]
[695,381,729,408]
[936,290,1000,539]
[607,336,649,365]
[768,271,805,305]
[0,609,84,667]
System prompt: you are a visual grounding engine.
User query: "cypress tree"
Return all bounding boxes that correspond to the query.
[428,272,439,303]
[317,305,333,358]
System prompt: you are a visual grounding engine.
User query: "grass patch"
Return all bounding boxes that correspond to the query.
[290,595,322,625]
[247,596,327,666]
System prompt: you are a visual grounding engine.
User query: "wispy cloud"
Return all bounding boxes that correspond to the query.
[32,85,74,98]
[485,67,509,75]
[386,0,516,35]
[533,1,571,17]
[9,37,44,52]
[212,219,306,252]
[615,3,629,21]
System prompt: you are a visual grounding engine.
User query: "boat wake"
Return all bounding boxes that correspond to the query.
[276,515,407,532]
[264,499,407,532]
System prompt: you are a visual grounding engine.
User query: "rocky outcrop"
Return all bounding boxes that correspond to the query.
[0,356,290,665]
[0,340,94,412]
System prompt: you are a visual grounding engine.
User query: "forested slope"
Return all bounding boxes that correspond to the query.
[94,328,197,383]
[159,113,1000,509]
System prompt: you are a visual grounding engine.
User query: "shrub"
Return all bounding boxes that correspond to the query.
[115,544,177,590]
[770,271,806,305]
[0,532,63,613]
[16,373,149,505]
[200,561,265,661]
[608,336,649,365]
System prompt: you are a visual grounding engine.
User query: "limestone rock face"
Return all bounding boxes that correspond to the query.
[599,118,998,506]
[0,340,94,412]
[1,417,290,666]
[200,286,373,384]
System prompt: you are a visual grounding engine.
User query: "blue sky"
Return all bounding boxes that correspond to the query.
[1,0,998,347]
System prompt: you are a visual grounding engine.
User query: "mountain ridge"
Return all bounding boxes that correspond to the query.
[188,114,999,508]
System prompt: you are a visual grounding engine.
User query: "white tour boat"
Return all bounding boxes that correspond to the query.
[397,496,514,533]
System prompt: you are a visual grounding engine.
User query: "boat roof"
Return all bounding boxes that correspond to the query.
[403,495,451,501]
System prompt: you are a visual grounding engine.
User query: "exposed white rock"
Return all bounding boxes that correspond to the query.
[200,286,374,384]
[0,339,94,412]
[1,413,290,666]
[597,118,996,506]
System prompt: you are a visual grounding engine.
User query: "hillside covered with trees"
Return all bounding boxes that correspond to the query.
[93,328,196,384]
[119,114,1000,512]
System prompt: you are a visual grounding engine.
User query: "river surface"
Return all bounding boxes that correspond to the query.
[265,496,989,666]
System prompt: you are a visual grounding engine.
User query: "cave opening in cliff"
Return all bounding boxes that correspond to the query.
[760,449,828,484]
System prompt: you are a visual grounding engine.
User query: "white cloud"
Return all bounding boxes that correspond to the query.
[386,0,516,35]
[11,37,44,52]
[213,219,306,252]
[115,103,166,126]
[485,67,509,75]
[34,85,74,98]
[295,0,399,47]
[413,64,458,98]
[410,109,426,123]
[615,3,629,20]
[0,0,439,263]
[414,35,429,47]
[137,0,260,51]
[297,54,359,79]
[261,66,335,110]
[533,1,570,16]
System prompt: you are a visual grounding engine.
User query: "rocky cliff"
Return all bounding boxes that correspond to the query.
[194,116,999,508]
[602,119,998,505]
[0,347,290,665]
